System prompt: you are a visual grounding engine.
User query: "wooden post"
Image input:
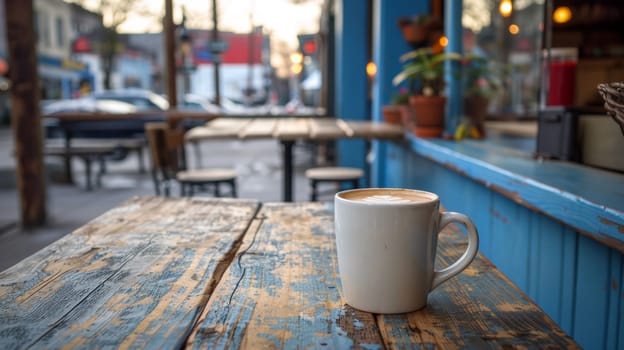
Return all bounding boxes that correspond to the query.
[164,0,177,108]
[212,0,221,106]
[444,0,463,136]
[370,0,429,187]
[4,0,47,227]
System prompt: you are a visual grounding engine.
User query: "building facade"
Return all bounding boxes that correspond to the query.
[33,0,93,100]
[125,29,271,104]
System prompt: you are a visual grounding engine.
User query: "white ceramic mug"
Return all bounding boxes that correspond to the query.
[334,188,479,314]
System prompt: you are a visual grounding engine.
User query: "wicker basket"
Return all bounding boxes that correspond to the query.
[597,81,624,135]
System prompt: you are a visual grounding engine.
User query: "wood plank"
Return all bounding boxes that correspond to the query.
[336,119,355,137]
[573,235,612,349]
[376,224,579,349]
[309,118,348,139]
[343,120,405,139]
[273,118,311,140]
[485,121,538,138]
[0,197,259,349]
[238,118,278,139]
[185,126,241,141]
[531,213,571,326]
[207,117,253,130]
[187,202,383,348]
[185,118,252,141]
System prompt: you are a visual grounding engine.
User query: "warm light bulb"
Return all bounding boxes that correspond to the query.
[499,0,512,17]
[290,52,303,65]
[553,6,572,24]
[366,62,377,77]
[291,63,302,75]
[439,36,449,47]
[181,42,192,56]
[508,24,519,35]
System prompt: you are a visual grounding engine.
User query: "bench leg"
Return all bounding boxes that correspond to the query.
[230,180,237,198]
[310,180,318,201]
[187,183,194,197]
[137,147,146,174]
[164,180,171,197]
[63,134,73,184]
[151,170,161,195]
[82,157,93,191]
[96,156,106,188]
[214,183,221,197]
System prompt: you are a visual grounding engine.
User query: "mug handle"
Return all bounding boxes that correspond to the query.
[431,212,480,290]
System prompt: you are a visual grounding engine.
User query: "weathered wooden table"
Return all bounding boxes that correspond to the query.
[0,197,578,348]
[186,118,405,201]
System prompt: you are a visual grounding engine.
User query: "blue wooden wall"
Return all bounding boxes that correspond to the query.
[381,139,623,350]
[334,0,370,183]
[370,0,429,187]
[334,0,430,186]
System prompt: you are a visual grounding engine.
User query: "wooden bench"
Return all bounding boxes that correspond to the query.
[44,143,116,191]
[44,138,146,190]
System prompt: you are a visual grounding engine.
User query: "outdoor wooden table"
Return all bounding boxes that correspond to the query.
[186,118,405,201]
[0,197,578,348]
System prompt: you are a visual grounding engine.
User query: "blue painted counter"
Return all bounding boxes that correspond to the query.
[376,135,624,350]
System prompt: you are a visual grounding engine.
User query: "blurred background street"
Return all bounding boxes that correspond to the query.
[0,125,319,271]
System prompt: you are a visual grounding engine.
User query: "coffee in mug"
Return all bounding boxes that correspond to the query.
[334,188,479,313]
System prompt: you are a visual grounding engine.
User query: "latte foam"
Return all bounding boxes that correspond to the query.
[338,188,437,204]
[361,195,413,204]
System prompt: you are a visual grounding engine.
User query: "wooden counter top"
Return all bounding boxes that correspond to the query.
[405,135,624,252]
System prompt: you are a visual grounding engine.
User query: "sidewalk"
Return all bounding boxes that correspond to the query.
[0,126,321,271]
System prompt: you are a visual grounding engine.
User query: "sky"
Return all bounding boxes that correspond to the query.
[112,0,323,49]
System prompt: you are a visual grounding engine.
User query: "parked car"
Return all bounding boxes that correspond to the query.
[180,94,250,115]
[42,96,162,140]
[88,89,169,111]
[42,98,138,115]
[217,96,248,114]
[181,94,221,113]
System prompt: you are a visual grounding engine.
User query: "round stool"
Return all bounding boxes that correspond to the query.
[304,166,363,201]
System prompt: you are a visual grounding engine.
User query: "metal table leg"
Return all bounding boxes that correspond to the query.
[63,131,73,183]
[281,140,294,202]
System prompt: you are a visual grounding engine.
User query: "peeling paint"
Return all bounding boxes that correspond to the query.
[600,217,624,234]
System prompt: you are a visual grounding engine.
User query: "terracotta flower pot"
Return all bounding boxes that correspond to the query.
[408,95,446,137]
[463,95,490,138]
[399,104,414,129]
[463,95,489,123]
[381,105,402,125]
[400,25,429,46]
[397,16,443,48]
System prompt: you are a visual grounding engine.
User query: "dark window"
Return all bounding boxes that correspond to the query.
[56,17,64,48]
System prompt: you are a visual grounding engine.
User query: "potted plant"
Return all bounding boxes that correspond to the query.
[393,47,462,137]
[382,88,409,125]
[397,14,443,48]
[460,55,501,138]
